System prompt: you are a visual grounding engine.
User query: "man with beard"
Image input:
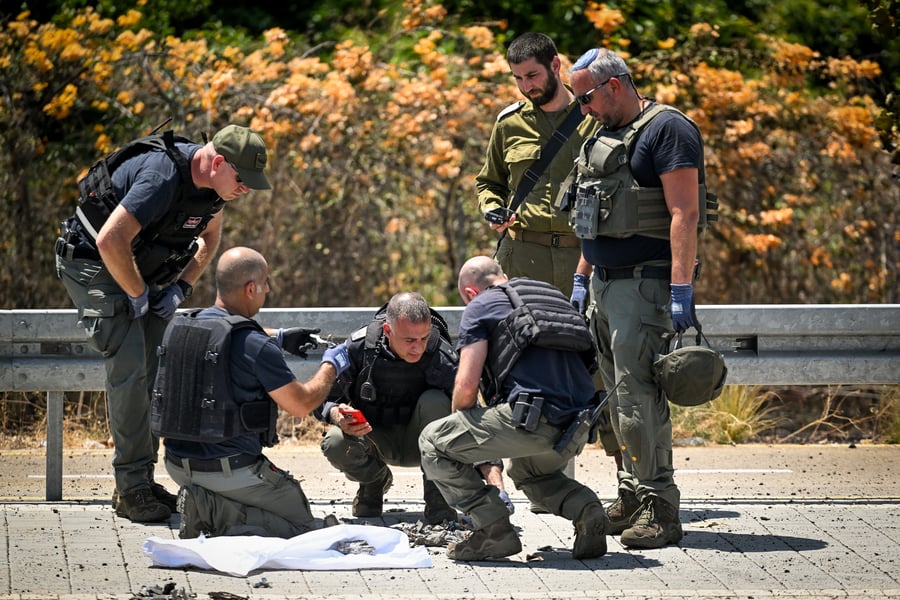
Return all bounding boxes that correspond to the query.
[475,32,599,299]
[475,33,620,506]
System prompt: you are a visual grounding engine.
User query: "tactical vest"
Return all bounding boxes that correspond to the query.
[560,104,718,240]
[483,278,597,402]
[343,306,456,426]
[151,310,278,446]
[75,130,223,286]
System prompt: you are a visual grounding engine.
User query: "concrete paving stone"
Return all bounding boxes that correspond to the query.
[4,446,900,599]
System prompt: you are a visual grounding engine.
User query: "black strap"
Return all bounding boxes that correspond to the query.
[494,104,585,257]
[509,105,585,214]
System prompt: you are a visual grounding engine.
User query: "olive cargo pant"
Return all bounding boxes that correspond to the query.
[419,402,601,531]
[56,254,165,495]
[590,270,680,509]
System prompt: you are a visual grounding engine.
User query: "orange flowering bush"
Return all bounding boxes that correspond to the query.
[0,2,895,310]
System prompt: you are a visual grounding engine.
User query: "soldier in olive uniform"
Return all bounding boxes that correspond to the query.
[476,33,621,489]
[476,32,599,298]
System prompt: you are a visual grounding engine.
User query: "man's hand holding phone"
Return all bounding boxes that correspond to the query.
[334,405,372,436]
[484,207,516,231]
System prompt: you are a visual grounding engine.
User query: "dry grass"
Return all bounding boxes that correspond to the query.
[3,385,899,450]
[671,385,782,444]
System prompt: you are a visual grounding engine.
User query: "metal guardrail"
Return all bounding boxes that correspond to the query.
[2,304,899,500]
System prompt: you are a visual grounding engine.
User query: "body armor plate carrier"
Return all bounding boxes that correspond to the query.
[75,130,223,286]
[151,310,278,446]
[559,104,718,240]
[483,279,597,402]
[340,305,456,427]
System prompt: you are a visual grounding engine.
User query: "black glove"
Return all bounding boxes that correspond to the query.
[277,327,321,357]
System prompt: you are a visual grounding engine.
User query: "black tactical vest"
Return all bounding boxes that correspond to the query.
[344,307,455,426]
[151,310,278,446]
[483,278,596,401]
[76,130,223,286]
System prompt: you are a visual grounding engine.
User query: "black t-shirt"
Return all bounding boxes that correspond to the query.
[580,107,703,268]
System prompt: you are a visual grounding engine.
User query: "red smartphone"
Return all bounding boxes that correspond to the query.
[339,407,369,425]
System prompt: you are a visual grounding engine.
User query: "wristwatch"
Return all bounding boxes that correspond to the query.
[175,279,193,298]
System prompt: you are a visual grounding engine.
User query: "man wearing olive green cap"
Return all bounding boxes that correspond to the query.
[212,124,272,191]
[55,123,273,523]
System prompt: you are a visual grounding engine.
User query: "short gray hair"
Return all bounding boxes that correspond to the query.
[385,292,431,325]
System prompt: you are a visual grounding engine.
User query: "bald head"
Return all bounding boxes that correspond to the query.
[458,256,506,302]
[216,246,268,298]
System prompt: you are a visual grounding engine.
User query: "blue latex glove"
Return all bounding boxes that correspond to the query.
[322,343,350,377]
[670,283,697,333]
[150,283,185,320]
[570,273,589,315]
[277,327,321,357]
[498,489,515,514]
[128,286,150,319]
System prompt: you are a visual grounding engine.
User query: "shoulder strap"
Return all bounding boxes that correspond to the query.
[507,105,585,214]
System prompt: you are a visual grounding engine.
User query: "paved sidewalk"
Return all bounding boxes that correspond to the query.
[2,445,899,600]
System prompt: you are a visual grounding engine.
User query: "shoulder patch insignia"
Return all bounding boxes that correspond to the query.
[496,101,525,122]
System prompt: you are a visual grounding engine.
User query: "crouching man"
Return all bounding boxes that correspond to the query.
[419,256,609,561]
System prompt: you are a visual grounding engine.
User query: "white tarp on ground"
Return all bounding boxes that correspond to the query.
[143,523,432,577]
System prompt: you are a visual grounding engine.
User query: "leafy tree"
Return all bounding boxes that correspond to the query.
[0,0,895,312]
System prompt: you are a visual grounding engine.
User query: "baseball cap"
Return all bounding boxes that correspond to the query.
[212,124,271,190]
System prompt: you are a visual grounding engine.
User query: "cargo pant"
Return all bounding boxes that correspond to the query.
[590,269,680,509]
[55,253,166,495]
[495,234,581,297]
[419,402,601,531]
[320,389,451,486]
[166,455,316,537]
[495,234,583,479]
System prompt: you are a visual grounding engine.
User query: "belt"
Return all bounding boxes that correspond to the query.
[508,229,581,248]
[594,264,671,281]
[54,236,100,261]
[165,452,258,473]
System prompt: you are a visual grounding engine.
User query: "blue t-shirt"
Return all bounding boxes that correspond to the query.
[581,107,703,268]
[165,306,296,459]
[458,284,596,421]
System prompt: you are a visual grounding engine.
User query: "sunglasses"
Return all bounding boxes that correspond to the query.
[226,160,243,184]
[575,73,629,106]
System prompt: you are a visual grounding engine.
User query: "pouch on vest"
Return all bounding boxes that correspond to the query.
[569,104,717,240]
[151,311,278,445]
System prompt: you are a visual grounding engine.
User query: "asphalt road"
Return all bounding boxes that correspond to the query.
[1,442,897,502]
[1,443,899,600]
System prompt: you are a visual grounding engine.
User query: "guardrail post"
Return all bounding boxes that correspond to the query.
[46,390,63,501]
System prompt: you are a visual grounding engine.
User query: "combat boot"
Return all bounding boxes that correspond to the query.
[606,489,641,535]
[572,501,609,559]
[620,495,683,549]
[150,481,178,512]
[112,481,178,513]
[352,469,393,518]
[447,518,521,561]
[423,477,457,525]
[115,486,171,523]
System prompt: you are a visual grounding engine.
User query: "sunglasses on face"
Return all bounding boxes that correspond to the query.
[575,73,629,106]
[226,160,243,184]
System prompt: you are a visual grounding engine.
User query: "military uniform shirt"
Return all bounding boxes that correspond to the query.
[476,95,600,234]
